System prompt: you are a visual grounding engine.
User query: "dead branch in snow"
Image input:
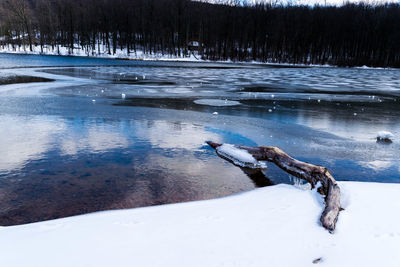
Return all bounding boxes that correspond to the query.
[207,141,341,233]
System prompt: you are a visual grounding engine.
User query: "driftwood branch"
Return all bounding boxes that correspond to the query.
[207,141,341,233]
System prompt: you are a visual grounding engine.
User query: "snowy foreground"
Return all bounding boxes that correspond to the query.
[1,182,399,267]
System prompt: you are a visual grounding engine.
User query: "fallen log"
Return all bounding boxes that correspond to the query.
[207,141,341,233]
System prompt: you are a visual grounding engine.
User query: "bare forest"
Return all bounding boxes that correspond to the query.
[1,0,399,67]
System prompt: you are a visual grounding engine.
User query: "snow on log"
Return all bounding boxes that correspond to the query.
[216,144,267,169]
[207,141,342,233]
[377,131,394,142]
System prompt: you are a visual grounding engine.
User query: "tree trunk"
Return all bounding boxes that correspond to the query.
[207,142,342,233]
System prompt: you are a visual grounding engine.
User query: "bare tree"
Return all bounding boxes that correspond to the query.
[2,0,34,51]
[0,0,399,67]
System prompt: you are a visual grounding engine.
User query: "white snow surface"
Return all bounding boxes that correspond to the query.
[377,131,394,140]
[1,181,399,267]
[216,143,265,168]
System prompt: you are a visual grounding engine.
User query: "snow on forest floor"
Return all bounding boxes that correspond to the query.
[0,181,399,267]
[0,44,328,66]
[0,44,202,62]
[2,44,398,69]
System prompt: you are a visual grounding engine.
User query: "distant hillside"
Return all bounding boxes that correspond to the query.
[0,0,399,67]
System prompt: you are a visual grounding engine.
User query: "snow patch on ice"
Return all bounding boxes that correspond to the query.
[194,99,241,107]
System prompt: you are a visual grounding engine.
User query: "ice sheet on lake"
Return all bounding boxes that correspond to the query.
[194,99,241,106]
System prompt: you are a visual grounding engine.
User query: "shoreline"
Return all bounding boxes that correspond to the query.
[0,45,343,69]
[0,181,399,267]
[2,49,397,70]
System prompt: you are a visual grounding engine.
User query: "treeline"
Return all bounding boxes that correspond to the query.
[0,0,399,67]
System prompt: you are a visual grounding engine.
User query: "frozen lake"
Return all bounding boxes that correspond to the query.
[0,53,399,225]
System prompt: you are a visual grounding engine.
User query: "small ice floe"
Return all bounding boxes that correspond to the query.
[216,144,266,169]
[121,93,126,99]
[376,131,394,143]
[194,99,241,107]
[212,112,218,115]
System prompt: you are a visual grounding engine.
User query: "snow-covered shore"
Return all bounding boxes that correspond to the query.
[0,44,318,66]
[1,181,399,267]
[3,45,397,70]
[0,44,202,62]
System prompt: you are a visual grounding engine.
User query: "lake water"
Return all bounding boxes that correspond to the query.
[0,53,399,225]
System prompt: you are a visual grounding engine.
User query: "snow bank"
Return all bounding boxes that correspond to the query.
[0,181,399,267]
[216,143,266,168]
